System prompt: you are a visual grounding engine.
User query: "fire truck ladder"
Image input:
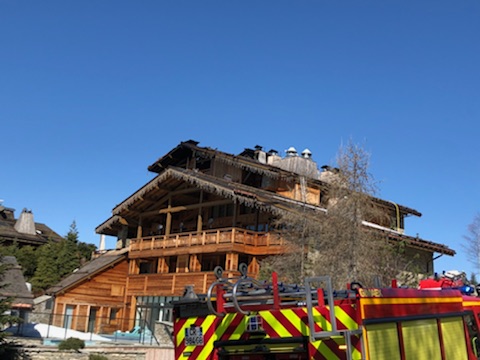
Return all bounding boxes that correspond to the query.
[304,276,363,360]
[206,266,363,359]
[207,264,312,316]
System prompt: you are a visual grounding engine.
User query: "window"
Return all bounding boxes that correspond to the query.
[365,323,401,360]
[201,254,226,271]
[45,298,53,310]
[136,296,181,325]
[139,259,158,274]
[212,204,234,218]
[168,256,177,273]
[402,319,441,359]
[442,317,469,360]
[110,309,118,321]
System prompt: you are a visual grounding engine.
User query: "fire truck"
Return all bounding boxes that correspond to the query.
[173,265,480,360]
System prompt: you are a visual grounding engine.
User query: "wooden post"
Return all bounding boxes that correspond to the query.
[136,217,143,239]
[165,197,172,236]
[232,202,238,227]
[197,191,203,232]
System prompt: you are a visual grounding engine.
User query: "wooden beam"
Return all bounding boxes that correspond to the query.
[141,199,232,217]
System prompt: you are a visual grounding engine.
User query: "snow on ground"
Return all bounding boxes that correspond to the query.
[4,323,112,342]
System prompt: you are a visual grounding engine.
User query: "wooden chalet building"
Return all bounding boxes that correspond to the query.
[47,140,455,336]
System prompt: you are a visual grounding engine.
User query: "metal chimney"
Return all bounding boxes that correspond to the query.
[286,147,298,157]
[99,234,106,251]
[302,148,312,159]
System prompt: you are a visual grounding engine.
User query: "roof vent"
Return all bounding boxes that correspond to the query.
[301,148,312,159]
[286,147,298,157]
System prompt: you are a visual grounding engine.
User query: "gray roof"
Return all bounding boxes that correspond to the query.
[0,207,63,246]
[0,256,34,309]
[46,248,128,295]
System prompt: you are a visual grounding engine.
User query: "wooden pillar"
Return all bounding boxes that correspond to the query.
[226,253,239,271]
[165,197,172,236]
[197,191,204,232]
[232,202,238,227]
[158,257,168,273]
[190,255,201,272]
[248,257,260,276]
[136,217,143,238]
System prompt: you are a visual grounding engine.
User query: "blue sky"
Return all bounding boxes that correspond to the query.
[1,1,479,278]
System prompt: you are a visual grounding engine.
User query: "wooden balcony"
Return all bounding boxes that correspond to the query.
[126,271,241,296]
[128,227,287,258]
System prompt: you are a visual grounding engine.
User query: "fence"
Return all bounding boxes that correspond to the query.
[9,312,173,346]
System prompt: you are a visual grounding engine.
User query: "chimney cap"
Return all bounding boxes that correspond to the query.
[286,147,297,157]
[302,148,312,159]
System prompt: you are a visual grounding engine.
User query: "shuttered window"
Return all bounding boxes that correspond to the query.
[441,317,469,360]
[402,319,441,360]
[365,323,401,360]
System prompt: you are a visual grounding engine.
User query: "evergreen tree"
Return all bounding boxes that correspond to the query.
[31,242,61,290]
[31,221,97,292]
[7,221,97,293]
[0,243,37,281]
[0,257,21,354]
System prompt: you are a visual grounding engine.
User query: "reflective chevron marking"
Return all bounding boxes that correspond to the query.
[176,304,362,359]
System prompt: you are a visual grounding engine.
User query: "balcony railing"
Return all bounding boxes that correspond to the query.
[129,227,285,252]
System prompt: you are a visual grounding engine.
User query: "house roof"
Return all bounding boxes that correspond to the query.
[142,140,420,217]
[0,256,34,309]
[0,207,63,246]
[96,167,455,256]
[46,248,128,296]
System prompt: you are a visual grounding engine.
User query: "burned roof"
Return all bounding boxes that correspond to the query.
[142,140,420,218]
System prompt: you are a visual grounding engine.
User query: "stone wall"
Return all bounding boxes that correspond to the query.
[8,338,174,360]
[15,348,146,360]
[153,321,174,346]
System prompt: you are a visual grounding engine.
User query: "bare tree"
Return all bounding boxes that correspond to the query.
[463,213,480,275]
[261,140,417,288]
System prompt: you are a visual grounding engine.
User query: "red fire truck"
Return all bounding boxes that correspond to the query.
[173,266,480,360]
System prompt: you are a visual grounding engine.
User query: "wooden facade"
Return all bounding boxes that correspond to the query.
[48,140,456,336]
[48,250,133,333]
